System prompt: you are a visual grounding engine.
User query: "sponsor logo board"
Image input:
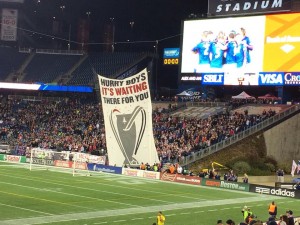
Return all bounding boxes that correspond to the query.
[160,172,201,185]
[202,73,224,85]
[202,179,249,191]
[250,184,298,198]
[258,72,284,85]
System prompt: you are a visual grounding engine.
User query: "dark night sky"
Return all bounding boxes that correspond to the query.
[17,0,208,49]
[1,0,207,89]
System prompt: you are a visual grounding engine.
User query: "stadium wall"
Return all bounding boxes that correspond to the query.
[264,113,300,162]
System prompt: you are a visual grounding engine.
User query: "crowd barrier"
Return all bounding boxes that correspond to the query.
[160,172,202,185]
[122,168,160,180]
[87,163,122,174]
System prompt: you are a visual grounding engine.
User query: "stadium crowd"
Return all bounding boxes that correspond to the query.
[153,105,276,163]
[0,95,276,164]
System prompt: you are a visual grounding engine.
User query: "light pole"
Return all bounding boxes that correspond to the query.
[60,5,65,13]
[110,17,115,53]
[86,11,91,19]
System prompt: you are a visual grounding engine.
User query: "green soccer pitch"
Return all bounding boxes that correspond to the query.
[0,162,298,225]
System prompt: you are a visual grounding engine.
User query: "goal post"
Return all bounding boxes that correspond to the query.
[29,148,55,171]
[29,148,106,176]
[72,152,90,176]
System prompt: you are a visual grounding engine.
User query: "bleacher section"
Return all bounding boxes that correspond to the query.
[67,52,146,85]
[23,54,81,83]
[0,46,29,80]
[171,106,227,119]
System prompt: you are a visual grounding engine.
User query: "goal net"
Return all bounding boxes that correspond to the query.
[29,148,103,176]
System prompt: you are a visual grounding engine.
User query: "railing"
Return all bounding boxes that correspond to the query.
[8,95,68,102]
[180,105,300,166]
[186,101,228,107]
[19,47,32,53]
[35,49,84,55]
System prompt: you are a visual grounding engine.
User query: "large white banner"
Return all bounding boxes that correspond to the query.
[1,9,18,41]
[98,69,159,167]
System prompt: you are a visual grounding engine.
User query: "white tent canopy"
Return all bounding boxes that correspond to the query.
[232,91,255,99]
[176,91,192,97]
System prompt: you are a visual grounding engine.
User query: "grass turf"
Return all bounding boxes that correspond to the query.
[0,162,298,225]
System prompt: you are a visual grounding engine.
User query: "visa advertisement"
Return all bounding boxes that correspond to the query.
[181,13,300,86]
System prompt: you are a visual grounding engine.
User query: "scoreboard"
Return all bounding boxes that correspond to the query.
[163,48,180,65]
[180,12,300,86]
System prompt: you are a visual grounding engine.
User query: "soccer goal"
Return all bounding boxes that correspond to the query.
[71,152,91,177]
[29,148,105,177]
[29,148,57,171]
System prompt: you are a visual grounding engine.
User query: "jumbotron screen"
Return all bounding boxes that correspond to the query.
[180,13,300,86]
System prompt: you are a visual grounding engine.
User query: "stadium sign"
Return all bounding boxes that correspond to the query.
[284,72,300,85]
[250,184,299,198]
[160,172,202,185]
[31,158,54,166]
[202,73,224,85]
[163,48,180,65]
[208,0,292,16]
[98,69,159,167]
[0,154,26,163]
[202,179,249,191]
[258,72,284,85]
[87,163,122,174]
[163,48,180,58]
[1,9,18,41]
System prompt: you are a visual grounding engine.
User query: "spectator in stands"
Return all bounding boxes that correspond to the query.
[278,215,288,225]
[226,219,235,225]
[276,169,284,182]
[286,210,294,225]
[268,217,278,225]
[217,219,223,225]
[140,162,146,170]
[0,95,278,167]
[243,173,248,183]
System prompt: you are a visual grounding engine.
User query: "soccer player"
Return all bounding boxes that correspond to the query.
[234,33,247,68]
[225,31,237,67]
[240,27,253,64]
[192,31,212,71]
[157,211,166,225]
[210,31,227,69]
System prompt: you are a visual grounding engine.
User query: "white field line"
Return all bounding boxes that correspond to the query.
[0,203,53,216]
[0,181,140,208]
[0,195,282,225]
[0,169,208,202]
[0,172,175,205]
[0,166,259,203]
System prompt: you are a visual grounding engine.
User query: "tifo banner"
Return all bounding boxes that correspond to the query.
[1,9,18,41]
[98,69,159,167]
[208,0,292,17]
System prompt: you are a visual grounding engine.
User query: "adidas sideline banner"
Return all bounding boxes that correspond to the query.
[98,69,159,167]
